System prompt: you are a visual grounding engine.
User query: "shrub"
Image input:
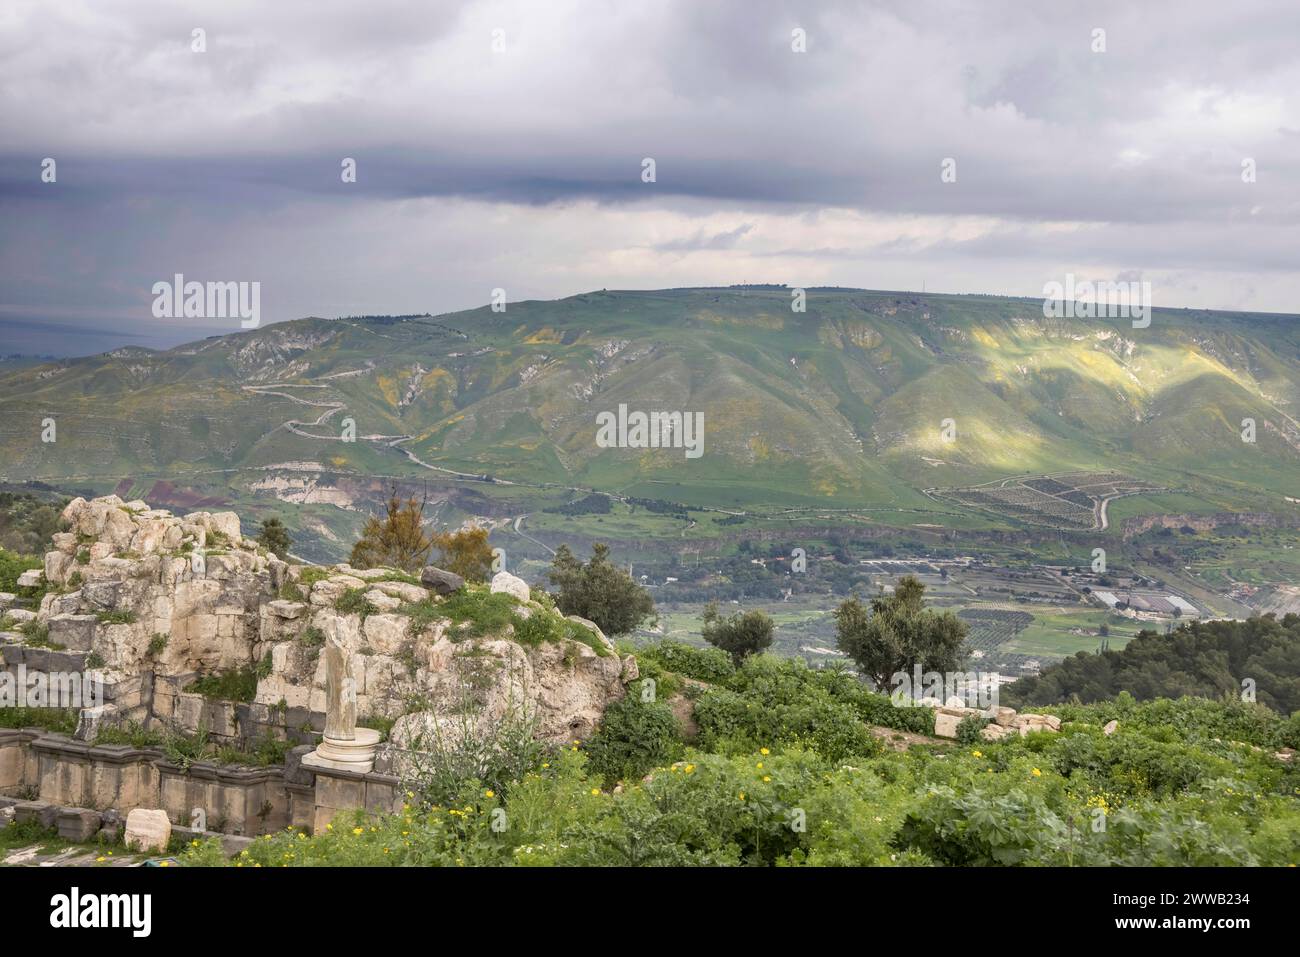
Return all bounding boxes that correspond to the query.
[398,675,547,808]
[185,658,269,703]
[256,517,292,558]
[701,604,775,666]
[350,491,433,573]
[430,525,494,583]
[335,587,375,618]
[586,696,684,785]
[547,543,655,637]
[637,640,734,684]
[956,714,990,745]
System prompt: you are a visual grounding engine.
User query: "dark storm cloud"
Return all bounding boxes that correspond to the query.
[1,0,1298,352]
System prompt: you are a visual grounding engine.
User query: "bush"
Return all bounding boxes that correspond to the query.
[547,543,655,637]
[0,547,42,593]
[256,517,292,558]
[586,696,684,785]
[637,640,734,684]
[335,587,375,618]
[956,714,990,745]
[430,525,494,583]
[701,604,775,666]
[398,677,547,808]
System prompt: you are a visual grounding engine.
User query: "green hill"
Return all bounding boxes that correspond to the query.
[0,288,1297,553]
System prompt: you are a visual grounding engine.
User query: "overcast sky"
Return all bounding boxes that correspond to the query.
[2,0,1298,353]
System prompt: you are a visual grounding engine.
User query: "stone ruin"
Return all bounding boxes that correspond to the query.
[0,495,638,837]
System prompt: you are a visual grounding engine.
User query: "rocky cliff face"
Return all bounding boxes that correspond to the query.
[12,496,636,748]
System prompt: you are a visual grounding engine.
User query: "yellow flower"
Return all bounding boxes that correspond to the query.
[762,776,771,783]
[96,856,106,863]
[738,793,745,801]
[1031,768,1042,778]
[760,748,770,756]
[352,827,364,836]
[971,750,982,758]
[326,823,333,831]
[590,788,601,796]
[685,764,695,774]
[756,762,763,769]
[485,790,494,798]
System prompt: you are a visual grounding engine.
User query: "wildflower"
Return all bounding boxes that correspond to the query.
[971,750,982,758]
[1031,768,1042,778]
[760,748,770,755]
[590,788,600,796]
[763,776,771,783]
[738,792,745,801]
[352,827,364,836]
[485,789,494,798]
[756,762,763,769]
[96,856,106,863]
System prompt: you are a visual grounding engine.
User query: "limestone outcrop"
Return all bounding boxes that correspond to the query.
[3,495,636,752]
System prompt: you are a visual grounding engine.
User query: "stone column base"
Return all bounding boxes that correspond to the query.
[301,729,381,774]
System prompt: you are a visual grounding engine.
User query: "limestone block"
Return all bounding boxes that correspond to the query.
[371,580,427,604]
[47,614,98,652]
[490,571,531,603]
[57,808,103,843]
[420,566,465,595]
[124,808,171,853]
[362,614,409,656]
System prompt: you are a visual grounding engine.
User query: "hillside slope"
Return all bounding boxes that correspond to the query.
[0,288,1297,526]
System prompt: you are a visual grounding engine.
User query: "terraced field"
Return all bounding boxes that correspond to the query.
[934,471,1165,530]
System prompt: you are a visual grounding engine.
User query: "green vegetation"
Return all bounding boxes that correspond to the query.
[701,603,774,666]
[835,576,968,690]
[1006,614,1300,714]
[19,620,60,648]
[548,543,655,637]
[335,587,375,618]
[0,492,65,556]
[430,525,493,583]
[350,492,433,573]
[182,685,1300,867]
[256,517,292,558]
[185,656,272,702]
[0,707,79,733]
[585,695,684,785]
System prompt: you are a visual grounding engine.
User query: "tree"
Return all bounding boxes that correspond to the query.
[349,491,433,573]
[430,525,494,583]
[256,517,291,558]
[547,543,655,637]
[834,575,968,691]
[701,603,775,666]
